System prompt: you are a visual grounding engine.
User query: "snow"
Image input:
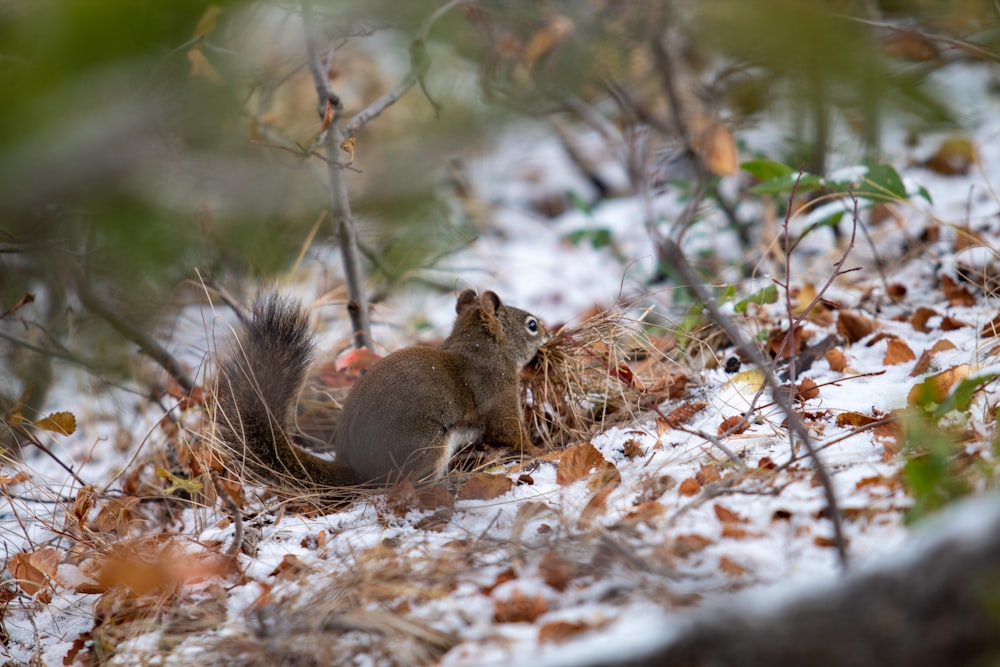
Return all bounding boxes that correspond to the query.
[5,46,1000,667]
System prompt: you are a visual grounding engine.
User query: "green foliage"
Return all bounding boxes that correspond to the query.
[733,284,779,313]
[903,369,1000,522]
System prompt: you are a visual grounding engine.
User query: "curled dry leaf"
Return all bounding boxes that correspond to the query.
[695,465,722,485]
[910,339,958,377]
[578,484,616,527]
[922,137,976,176]
[556,442,604,486]
[940,275,976,307]
[911,306,939,333]
[837,310,878,344]
[982,313,1000,338]
[663,401,708,428]
[825,349,848,372]
[10,547,61,599]
[836,411,882,428]
[883,338,916,365]
[713,503,747,524]
[795,378,820,401]
[908,364,971,405]
[718,414,749,436]
[458,473,514,501]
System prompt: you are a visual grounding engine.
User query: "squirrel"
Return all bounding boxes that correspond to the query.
[215,289,548,493]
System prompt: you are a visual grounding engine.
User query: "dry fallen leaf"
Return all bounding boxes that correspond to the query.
[539,620,593,644]
[10,547,61,600]
[911,306,940,333]
[494,589,549,623]
[907,364,971,405]
[910,339,958,377]
[883,338,916,365]
[941,275,976,307]
[678,478,701,496]
[718,415,749,436]
[556,442,604,486]
[459,473,514,501]
[922,137,976,176]
[825,349,848,372]
[32,411,76,435]
[837,311,878,344]
[795,378,820,401]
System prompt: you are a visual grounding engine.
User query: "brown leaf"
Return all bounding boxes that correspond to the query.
[0,471,30,487]
[695,121,739,177]
[494,589,549,623]
[940,316,970,331]
[910,339,957,377]
[556,442,604,486]
[911,306,940,333]
[538,552,574,592]
[578,484,615,526]
[192,5,223,39]
[32,411,76,435]
[10,547,61,598]
[941,275,976,307]
[795,378,820,401]
[672,534,712,555]
[719,555,749,576]
[713,503,747,524]
[922,137,975,176]
[814,535,847,548]
[721,524,753,539]
[678,478,701,496]
[521,15,574,68]
[187,47,223,84]
[767,325,806,360]
[622,439,644,459]
[836,411,881,428]
[695,465,722,485]
[624,501,667,525]
[982,313,1000,338]
[458,473,513,501]
[886,283,907,303]
[664,401,708,428]
[539,620,592,644]
[269,554,312,580]
[824,349,847,372]
[718,415,749,436]
[907,364,971,405]
[95,496,142,534]
[837,311,877,344]
[883,339,916,365]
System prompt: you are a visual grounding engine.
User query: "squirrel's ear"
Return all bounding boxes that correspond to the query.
[480,290,501,315]
[456,289,478,314]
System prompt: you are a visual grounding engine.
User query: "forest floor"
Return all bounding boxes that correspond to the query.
[3,61,1000,666]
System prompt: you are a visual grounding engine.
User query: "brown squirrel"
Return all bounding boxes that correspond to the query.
[215,289,548,492]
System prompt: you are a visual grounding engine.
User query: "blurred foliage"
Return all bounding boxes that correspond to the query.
[0,0,997,414]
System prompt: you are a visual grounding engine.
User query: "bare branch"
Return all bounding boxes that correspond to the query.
[72,264,195,394]
[655,238,850,571]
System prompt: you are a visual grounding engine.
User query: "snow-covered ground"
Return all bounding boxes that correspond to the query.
[3,56,1000,666]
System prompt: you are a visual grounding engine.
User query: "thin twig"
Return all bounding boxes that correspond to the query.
[656,238,850,571]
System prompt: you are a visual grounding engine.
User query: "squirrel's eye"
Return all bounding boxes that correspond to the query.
[525,316,539,334]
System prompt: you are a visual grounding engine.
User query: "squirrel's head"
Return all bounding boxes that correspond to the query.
[454,289,548,367]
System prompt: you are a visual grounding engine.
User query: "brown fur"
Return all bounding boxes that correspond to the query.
[216,290,547,492]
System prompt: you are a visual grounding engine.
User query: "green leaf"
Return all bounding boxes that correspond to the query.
[734,284,778,313]
[566,190,593,215]
[917,185,933,204]
[564,228,613,250]
[855,164,907,201]
[749,173,824,195]
[740,159,794,181]
[935,370,1000,417]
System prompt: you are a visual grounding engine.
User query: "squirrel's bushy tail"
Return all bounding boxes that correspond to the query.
[216,295,358,491]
